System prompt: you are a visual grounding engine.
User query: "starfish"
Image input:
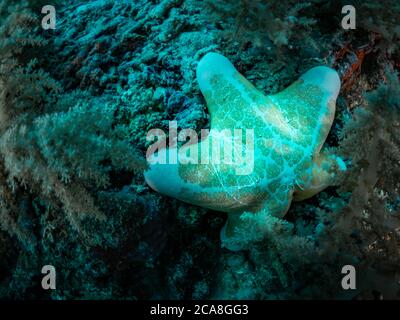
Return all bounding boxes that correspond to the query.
[145,52,346,251]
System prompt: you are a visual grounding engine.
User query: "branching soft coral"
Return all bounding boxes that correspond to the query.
[320,69,400,298]
[0,1,146,246]
[357,0,400,55]
[1,97,146,235]
[339,69,400,200]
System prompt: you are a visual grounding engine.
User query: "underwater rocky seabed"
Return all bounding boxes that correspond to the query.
[0,0,399,299]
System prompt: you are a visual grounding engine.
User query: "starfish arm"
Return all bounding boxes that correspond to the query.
[144,145,208,204]
[270,66,340,155]
[221,190,293,251]
[144,136,263,213]
[294,152,347,201]
[196,52,266,124]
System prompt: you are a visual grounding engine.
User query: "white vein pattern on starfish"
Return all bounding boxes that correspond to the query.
[144,52,346,251]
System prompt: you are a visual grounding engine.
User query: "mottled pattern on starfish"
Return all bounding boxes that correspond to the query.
[145,52,346,251]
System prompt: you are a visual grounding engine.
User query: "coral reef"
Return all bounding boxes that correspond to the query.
[0,0,399,300]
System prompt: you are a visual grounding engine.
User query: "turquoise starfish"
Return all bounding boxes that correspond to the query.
[145,52,346,250]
